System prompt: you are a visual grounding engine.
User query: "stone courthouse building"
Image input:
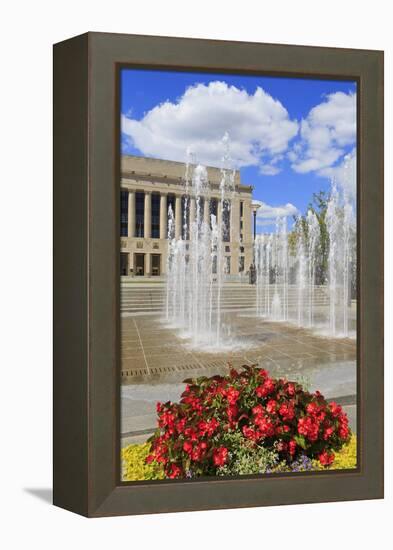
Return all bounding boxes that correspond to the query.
[120,155,254,277]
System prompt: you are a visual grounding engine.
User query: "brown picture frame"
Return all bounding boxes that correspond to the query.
[53,32,384,517]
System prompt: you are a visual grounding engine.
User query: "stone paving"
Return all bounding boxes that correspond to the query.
[121,312,357,446]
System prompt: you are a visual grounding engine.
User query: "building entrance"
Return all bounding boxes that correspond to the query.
[120,253,129,276]
[134,253,145,276]
[151,254,161,276]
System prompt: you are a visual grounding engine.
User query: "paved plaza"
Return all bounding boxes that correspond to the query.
[121,308,357,446]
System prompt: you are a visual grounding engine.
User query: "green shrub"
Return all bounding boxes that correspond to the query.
[121,442,164,481]
[216,431,279,476]
[147,365,352,478]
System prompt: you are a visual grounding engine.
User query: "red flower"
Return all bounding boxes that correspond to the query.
[289,440,297,456]
[257,368,268,379]
[226,387,240,405]
[329,401,342,418]
[184,427,198,441]
[319,450,335,466]
[286,383,296,397]
[242,425,259,441]
[298,416,320,442]
[306,402,318,416]
[323,426,334,440]
[227,404,239,425]
[338,424,350,440]
[191,445,202,462]
[266,399,278,414]
[198,417,219,437]
[151,439,169,464]
[254,415,275,438]
[213,446,228,467]
[252,404,264,416]
[279,402,295,421]
[167,464,183,478]
[183,441,193,455]
[176,418,186,433]
[256,378,275,398]
[158,410,176,429]
[306,401,326,422]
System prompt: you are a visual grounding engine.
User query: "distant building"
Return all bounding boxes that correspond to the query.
[120,155,254,277]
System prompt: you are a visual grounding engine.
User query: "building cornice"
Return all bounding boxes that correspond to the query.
[121,172,252,194]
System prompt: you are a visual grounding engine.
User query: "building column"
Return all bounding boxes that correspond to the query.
[160,193,167,239]
[230,198,240,275]
[128,190,135,238]
[175,195,182,239]
[144,191,151,239]
[243,199,253,272]
[145,253,151,277]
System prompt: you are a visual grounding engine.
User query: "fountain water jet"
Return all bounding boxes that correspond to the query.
[254,173,356,338]
[325,181,355,337]
[165,135,236,348]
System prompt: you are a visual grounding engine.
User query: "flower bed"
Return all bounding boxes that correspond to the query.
[122,437,357,481]
[122,365,355,481]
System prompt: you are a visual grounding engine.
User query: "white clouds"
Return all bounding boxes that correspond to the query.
[253,200,299,227]
[259,164,281,176]
[290,91,356,175]
[121,81,298,171]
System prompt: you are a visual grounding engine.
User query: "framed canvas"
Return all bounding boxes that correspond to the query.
[53,32,384,517]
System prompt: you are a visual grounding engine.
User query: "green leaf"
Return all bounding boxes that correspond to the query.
[294,435,307,449]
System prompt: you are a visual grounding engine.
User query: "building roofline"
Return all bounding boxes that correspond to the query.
[120,154,252,193]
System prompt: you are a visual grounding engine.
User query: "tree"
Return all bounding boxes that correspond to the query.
[289,190,330,285]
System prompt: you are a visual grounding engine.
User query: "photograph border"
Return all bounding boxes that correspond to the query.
[53,32,383,517]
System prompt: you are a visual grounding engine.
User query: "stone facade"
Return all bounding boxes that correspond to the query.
[120,155,253,277]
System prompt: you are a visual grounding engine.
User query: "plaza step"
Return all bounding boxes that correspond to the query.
[120,285,332,313]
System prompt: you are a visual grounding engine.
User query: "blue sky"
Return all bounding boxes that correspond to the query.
[120,69,356,232]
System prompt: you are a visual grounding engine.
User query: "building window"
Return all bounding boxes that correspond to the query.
[240,246,244,253]
[120,191,128,237]
[151,193,160,238]
[240,220,243,230]
[210,198,218,228]
[167,194,176,237]
[222,200,231,242]
[135,192,144,237]
[182,195,190,240]
[225,256,231,274]
[225,246,230,253]
[240,201,244,218]
[239,256,245,272]
[240,233,243,242]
